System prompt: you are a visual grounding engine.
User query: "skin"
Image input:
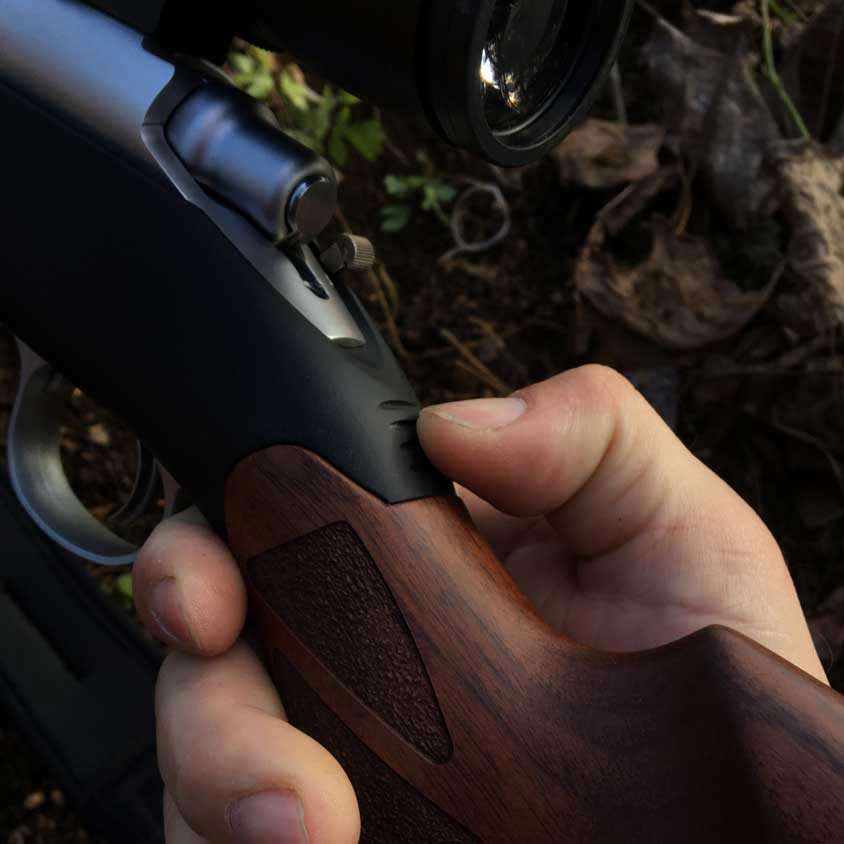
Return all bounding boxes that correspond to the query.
[134,365,828,844]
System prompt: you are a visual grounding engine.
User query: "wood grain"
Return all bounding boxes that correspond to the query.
[225,445,844,843]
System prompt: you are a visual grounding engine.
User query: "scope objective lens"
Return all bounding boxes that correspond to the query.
[481,0,573,135]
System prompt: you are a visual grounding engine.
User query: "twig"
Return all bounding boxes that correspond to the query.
[777,0,810,23]
[635,0,660,19]
[367,266,410,358]
[375,263,401,318]
[378,107,410,166]
[454,360,511,396]
[760,0,811,140]
[609,64,628,125]
[470,317,530,382]
[440,329,512,395]
[469,317,506,351]
[776,332,838,368]
[414,319,569,361]
[673,158,695,236]
[441,180,512,262]
[768,0,796,23]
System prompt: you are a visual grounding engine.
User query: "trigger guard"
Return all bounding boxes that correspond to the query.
[8,343,140,566]
[109,441,161,529]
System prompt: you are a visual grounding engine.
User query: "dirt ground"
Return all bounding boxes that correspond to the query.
[1,0,843,840]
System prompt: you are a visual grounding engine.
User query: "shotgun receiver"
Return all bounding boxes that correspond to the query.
[1,1,842,841]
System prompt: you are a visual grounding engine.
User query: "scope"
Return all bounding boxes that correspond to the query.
[244,0,633,167]
[87,0,634,167]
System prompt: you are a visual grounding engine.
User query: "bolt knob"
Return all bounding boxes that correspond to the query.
[287,177,338,244]
[320,234,376,274]
[338,234,376,271]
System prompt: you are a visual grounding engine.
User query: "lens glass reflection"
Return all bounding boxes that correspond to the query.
[481,0,571,134]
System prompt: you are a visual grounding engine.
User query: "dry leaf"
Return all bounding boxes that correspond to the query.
[684,9,756,53]
[772,143,844,331]
[625,367,680,429]
[87,422,111,446]
[575,177,779,351]
[23,792,45,811]
[642,17,781,229]
[552,120,665,189]
[781,0,844,142]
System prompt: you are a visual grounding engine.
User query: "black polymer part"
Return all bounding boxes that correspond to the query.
[241,0,426,114]
[0,78,449,536]
[154,0,246,65]
[423,0,636,166]
[84,0,168,31]
[84,1,242,69]
[0,482,163,844]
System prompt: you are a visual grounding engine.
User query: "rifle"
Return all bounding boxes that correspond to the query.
[0,1,841,841]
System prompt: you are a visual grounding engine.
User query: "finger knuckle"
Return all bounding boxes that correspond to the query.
[565,364,635,413]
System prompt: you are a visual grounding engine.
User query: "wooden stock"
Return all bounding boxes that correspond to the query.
[225,446,844,844]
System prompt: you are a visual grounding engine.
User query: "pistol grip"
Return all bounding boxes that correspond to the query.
[225,446,844,843]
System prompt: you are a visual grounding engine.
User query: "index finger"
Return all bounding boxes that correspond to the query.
[133,508,247,656]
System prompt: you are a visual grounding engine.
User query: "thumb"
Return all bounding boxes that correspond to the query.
[417,365,770,560]
[418,365,826,682]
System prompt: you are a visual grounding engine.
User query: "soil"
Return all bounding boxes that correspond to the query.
[1,1,842,840]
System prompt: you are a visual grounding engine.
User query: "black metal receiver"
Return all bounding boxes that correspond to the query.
[0,0,634,563]
[0,2,644,841]
[0,0,454,556]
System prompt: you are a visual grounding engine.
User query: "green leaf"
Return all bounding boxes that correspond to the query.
[251,47,276,72]
[335,105,352,129]
[246,73,275,101]
[283,128,320,152]
[384,174,411,197]
[381,204,412,233]
[279,70,317,111]
[116,573,134,601]
[310,96,335,144]
[420,185,439,211]
[328,128,349,167]
[338,90,361,106]
[229,53,255,74]
[420,180,456,211]
[434,183,457,203]
[344,119,386,162]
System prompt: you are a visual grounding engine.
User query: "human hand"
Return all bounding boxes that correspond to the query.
[134,365,826,843]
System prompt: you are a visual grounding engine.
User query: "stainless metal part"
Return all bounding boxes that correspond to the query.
[108,442,161,529]
[320,234,377,274]
[338,234,376,271]
[287,177,337,244]
[144,116,366,347]
[7,338,198,564]
[166,84,339,244]
[319,245,346,275]
[7,340,141,565]
[0,0,174,173]
[158,463,192,519]
[1,0,365,348]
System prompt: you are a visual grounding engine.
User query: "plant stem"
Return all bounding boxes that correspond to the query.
[760,0,811,141]
[767,0,794,24]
